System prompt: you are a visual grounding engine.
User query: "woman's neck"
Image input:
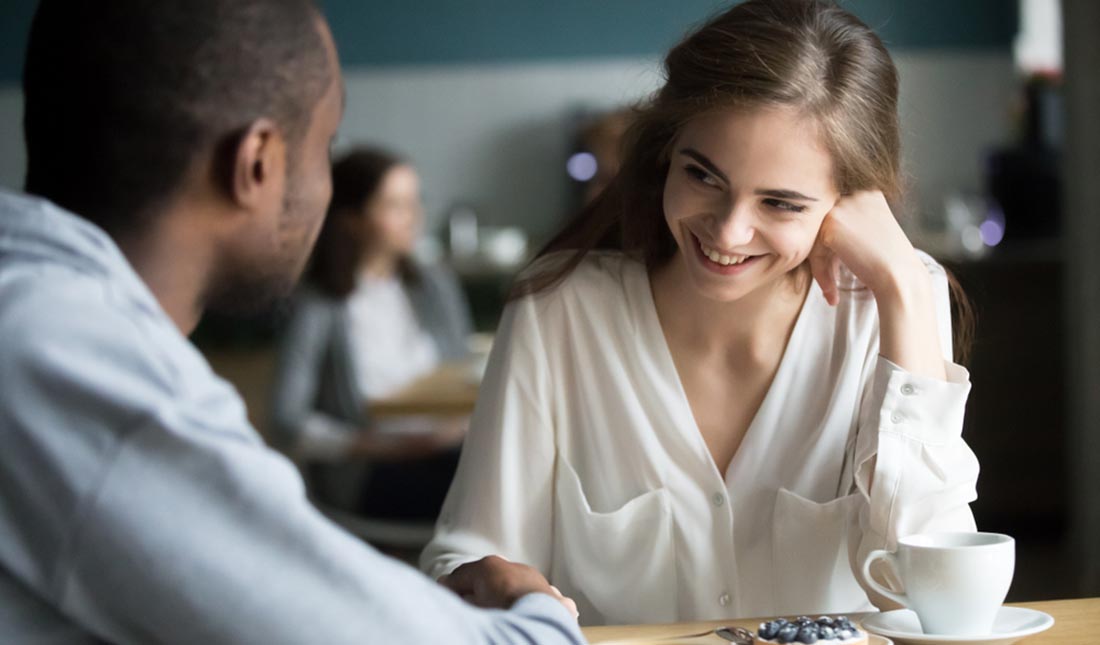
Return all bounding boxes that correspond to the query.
[360,252,400,280]
[649,253,808,363]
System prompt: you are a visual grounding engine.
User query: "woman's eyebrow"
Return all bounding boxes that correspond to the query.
[754,188,819,202]
[680,148,819,202]
[679,148,729,184]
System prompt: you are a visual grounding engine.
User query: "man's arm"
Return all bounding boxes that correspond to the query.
[64,422,583,645]
[0,292,585,645]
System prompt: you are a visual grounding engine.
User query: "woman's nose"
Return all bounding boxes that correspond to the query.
[711,202,756,249]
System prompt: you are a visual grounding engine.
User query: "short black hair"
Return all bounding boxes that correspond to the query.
[22,0,332,235]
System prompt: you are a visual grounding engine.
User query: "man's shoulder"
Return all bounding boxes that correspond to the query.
[0,266,176,395]
[0,260,256,444]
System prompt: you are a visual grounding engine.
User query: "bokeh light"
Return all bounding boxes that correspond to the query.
[566,152,598,182]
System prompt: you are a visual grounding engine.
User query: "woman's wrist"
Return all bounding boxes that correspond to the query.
[871,255,948,380]
[869,253,933,313]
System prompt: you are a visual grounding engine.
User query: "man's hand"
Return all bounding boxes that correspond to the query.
[440,555,579,619]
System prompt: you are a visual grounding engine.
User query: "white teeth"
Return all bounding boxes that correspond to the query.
[700,241,750,266]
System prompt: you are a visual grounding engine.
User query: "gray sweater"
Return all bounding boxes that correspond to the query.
[0,189,585,645]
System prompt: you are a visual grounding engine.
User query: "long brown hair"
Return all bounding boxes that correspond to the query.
[513,0,973,362]
[307,147,419,299]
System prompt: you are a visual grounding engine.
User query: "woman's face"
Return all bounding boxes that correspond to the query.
[662,106,840,303]
[364,164,423,258]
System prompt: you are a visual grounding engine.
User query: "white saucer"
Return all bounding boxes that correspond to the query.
[860,607,1054,645]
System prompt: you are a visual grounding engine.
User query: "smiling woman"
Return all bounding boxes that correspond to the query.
[421,0,981,627]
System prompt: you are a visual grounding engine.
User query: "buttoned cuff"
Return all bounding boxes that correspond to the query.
[871,356,971,445]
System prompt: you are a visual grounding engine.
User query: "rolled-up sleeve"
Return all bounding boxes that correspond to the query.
[849,264,979,606]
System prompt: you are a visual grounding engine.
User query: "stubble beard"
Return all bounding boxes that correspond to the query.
[203,175,318,319]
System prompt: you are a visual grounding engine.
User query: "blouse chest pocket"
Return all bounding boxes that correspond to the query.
[771,488,873,616]
[552,457,678,626]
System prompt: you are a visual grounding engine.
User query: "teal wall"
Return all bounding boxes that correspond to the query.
[1,1,1018,83]
[0,1,36,83]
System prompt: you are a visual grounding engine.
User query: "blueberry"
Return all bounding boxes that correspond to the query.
[796,625,820,643]
[760,621,781,639]
[775,618,790,626]
[796,616,812,624]
[776,625,799,643]
[836,629,852,640]
[819,626,836,640]
[816,616,834,627]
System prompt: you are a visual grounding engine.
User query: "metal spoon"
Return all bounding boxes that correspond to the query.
[595,624,754,645]
[714,626,755,644]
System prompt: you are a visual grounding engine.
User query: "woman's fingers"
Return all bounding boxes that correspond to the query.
[809,224,839,306]
[550,585,580,619]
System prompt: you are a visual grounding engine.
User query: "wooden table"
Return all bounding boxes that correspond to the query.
[582,598,1098,644]
[367,362,480,418]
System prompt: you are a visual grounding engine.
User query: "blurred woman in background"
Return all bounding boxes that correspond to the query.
[272,147,472,521]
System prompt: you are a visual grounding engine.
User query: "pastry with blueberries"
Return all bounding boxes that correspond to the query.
[754,615,867,644]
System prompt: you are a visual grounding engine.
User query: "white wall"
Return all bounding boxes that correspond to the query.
[336,57,663,239]
[0,51,1017,239]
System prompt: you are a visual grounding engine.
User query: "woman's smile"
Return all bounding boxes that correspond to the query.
[693,233,765,274]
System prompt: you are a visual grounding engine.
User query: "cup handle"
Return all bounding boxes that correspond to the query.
[861,549,909,607]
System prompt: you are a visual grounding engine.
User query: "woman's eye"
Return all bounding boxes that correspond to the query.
[684,165,719,187]
[763,198,806,213]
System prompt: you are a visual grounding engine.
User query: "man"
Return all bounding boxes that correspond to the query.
[0,1,584,643]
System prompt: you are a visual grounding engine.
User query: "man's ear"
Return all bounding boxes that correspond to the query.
[228,118,286,210]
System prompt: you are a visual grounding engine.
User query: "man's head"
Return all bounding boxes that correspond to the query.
[22,0,344,315]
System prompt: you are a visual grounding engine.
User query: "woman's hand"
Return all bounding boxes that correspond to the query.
[440,555,580,619]
[808,190,948,380]
[350,420,466,461]
[807,190,925,306]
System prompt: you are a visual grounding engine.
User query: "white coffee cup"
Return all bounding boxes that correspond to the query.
[861,532,1015,636]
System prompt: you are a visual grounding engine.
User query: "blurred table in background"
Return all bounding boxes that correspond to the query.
[367,362,480,418]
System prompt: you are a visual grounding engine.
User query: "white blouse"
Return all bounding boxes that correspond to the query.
[345,273,439,400]
[421,251,978,626]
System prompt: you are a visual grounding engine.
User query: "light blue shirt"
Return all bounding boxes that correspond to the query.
[0,190,586,645]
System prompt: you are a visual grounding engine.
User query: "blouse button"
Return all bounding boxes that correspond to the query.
[712,492,726,507]
[891,412,905,424]
[901,384,916,395]
[718,592,731,607]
